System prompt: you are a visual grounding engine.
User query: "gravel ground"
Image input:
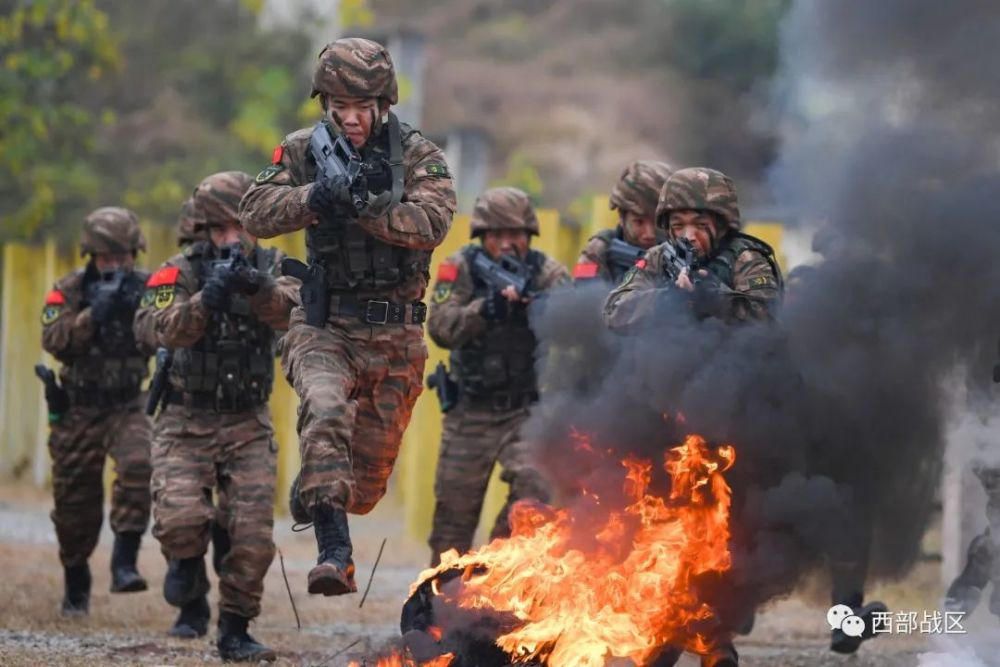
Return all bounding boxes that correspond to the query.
[0,482,995,666]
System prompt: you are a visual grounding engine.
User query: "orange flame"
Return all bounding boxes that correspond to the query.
[411,434,735,667]
[347,653,454,667]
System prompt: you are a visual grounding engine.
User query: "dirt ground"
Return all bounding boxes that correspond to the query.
[0,481,996,667]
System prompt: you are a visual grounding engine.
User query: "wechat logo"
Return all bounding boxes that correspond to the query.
[827,604,865,637]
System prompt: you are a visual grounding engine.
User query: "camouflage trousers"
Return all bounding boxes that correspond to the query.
[428,400,548,564]
[47,399,152,568]
[150,405,276,619]
[281,310,427,515]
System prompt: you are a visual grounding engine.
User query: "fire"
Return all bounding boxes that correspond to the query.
[412,434,735,667]
[348,653,454,667]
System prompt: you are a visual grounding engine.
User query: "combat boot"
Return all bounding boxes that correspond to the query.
[163,556,210,607]
[216,610,276,662]
[307,504,357,596]
[288,474,311,525]
[168,596,211,639]
[61,563,91,616]
[110,531,148,593]
[830,594,887,654]
[944,531,992,614]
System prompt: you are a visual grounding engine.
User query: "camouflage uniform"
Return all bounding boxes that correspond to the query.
[41,207,153,613]
[135,172,297,642]
[604,168,782,330]
[573,160,673,285]
[427,188,570,563]
[239,38,456,596]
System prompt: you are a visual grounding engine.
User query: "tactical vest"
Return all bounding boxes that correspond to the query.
[703,232,784,291]
[449,246,543,406]
[306,115,431,292]
[65,267,148,407]
[171,246,278,412]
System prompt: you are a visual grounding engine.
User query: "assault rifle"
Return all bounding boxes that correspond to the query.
[471,253,538,299]
[310,121,366,214]
[606,238,645,273]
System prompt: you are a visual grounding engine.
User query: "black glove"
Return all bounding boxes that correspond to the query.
[480,288,509,322]
[201,275,232,312]
[307,174,355,216]
[89,290,118,325]
[229,267,261,296]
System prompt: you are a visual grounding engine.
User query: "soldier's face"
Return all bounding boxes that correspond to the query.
[326,96,386,148]
[482,229,530,260]
[94,252,135,273]
[210,220,257,252]
[621,211,657,249]
[668,210,717,258]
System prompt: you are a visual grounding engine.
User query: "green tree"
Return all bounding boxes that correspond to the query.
[0,0,121,239]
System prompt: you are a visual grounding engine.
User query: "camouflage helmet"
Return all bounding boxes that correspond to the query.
[80,207,146,256]
[175,196,207,247]
[656,167,741,231]
[311,38,398,104]
[609,160,674,220]
[470,187,539,238]
[191,171,253,227]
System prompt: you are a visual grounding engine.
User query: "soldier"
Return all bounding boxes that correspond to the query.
[40,207,153,615]
[135,171,297,662]
[239,37,456,596]
[426,187,570,565]
[604,167,782,330]
[604,168,782,667]
[175,196,208,249]
[573,160,673,285]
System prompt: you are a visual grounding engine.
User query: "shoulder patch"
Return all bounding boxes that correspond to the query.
[41,303,63,325]
[635,258,648,270]
[436,262,459,283]
[572,262,599,279]
[271,144,284,164]
[147,266,181,288]
[45,289,66,306]
[255,163,285,184]
[748,275,777,290]
[423,163,450,178]
[432,283,453,304]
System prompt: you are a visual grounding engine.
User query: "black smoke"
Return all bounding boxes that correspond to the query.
[524,0,1000,625]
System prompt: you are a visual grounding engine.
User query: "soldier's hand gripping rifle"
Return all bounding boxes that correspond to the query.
[310,120,367,215]
[86,268,144,326]
[426,361,459,413]
[34,364,70,423]
[145,348,173,416]
[606,238,646,273]
[205,245,261,317]
[471,253,539,299]
[660,238,699,283]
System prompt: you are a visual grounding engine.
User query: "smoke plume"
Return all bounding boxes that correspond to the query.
[525,0,1000,623]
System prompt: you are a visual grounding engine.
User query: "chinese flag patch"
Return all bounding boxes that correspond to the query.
[45,289,66,305]
[635,258,647,269]
[436,262,458,282]
[147,266,181,287]
[271,144,284,164]
[572,262,599,279]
